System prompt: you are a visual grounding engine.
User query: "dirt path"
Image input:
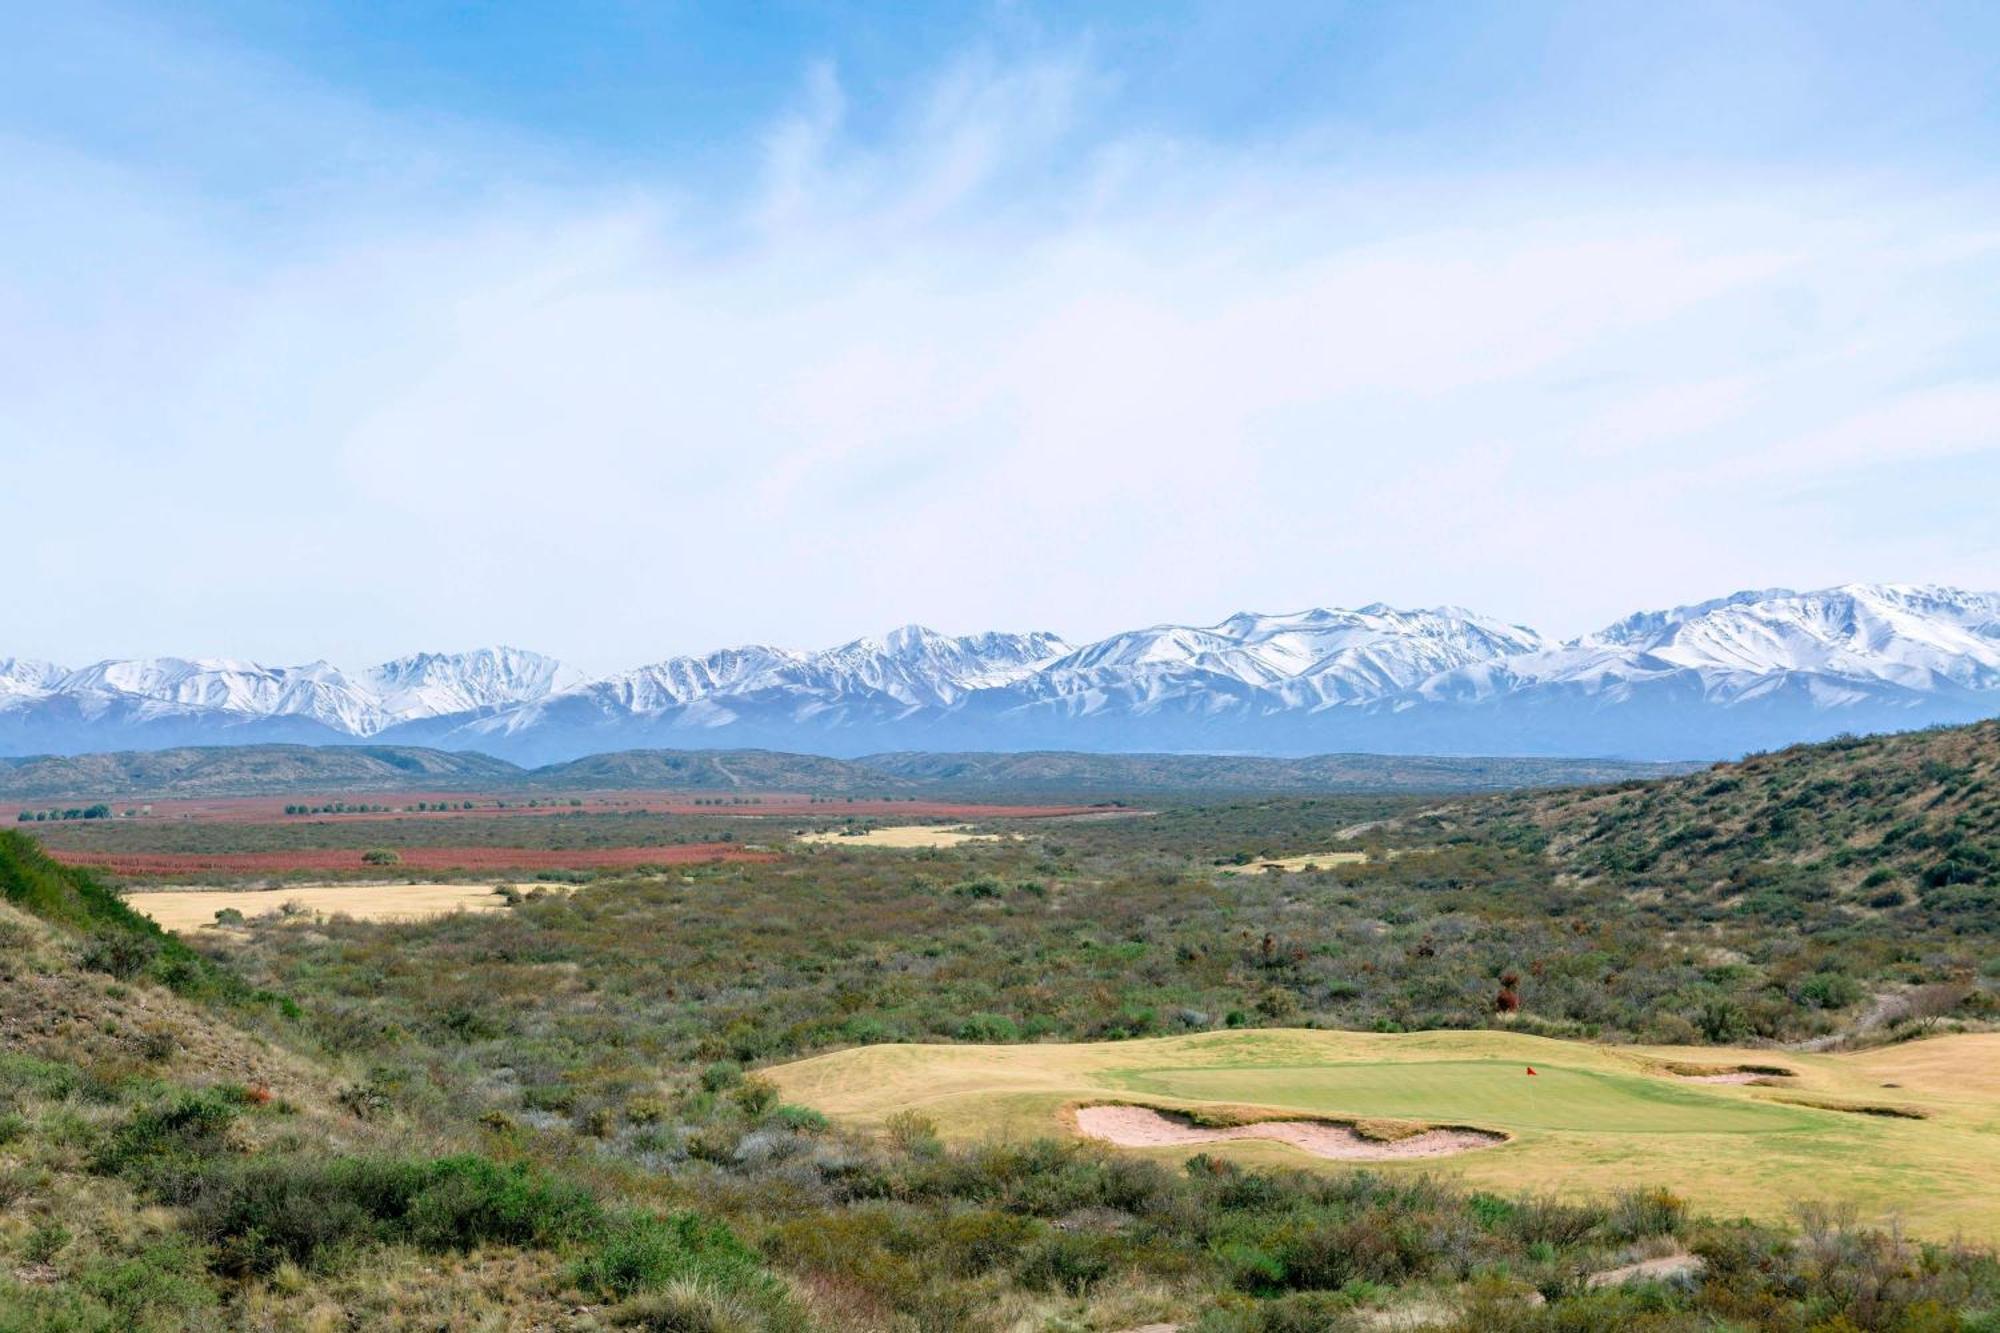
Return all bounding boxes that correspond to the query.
[1587,1253,1704,1287]
[1074,1105,1502,1160]
[1792,990,1908,1052]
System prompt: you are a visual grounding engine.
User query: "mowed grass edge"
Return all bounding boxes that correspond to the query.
[766,1027,2000,1240]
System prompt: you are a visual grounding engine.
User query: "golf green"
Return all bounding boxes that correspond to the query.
[1104,1060,1818,1134]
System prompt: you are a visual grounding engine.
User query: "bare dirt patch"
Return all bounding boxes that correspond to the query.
[1216,848,1431,875]
[1588,1253,1704,1287]
[1073,1104,1503,1161]
[123,881,574,931]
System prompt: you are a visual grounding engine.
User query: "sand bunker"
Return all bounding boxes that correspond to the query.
[1074,1105,1502,1160]
[1663,1063,1795,1085]
[123,882,570,931]
[797,824,1006,849]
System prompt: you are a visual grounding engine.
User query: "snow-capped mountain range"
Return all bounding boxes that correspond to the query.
[4,584,1996,762]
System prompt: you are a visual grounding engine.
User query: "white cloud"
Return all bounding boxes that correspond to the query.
[2,40,1996,671]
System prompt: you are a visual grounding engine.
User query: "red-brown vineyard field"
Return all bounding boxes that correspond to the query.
[46,842,780,876]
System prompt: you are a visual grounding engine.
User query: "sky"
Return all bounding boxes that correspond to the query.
[4,1,1998,674]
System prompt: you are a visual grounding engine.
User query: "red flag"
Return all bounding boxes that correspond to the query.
[1525,1066,1538,1076]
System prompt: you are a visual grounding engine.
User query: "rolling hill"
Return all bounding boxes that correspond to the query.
[0,744,519,799]
[1429,719,2000,927]
[0,742,1684,802]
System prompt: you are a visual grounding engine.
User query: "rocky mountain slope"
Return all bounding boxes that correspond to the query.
[5,584,1996,762]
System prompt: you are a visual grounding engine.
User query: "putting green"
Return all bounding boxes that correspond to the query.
[767,1029,2000,1240]
[1107,1060,1815,1134]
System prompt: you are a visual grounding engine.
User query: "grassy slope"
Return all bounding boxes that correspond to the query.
[0,834,792,1330]
[769,1027,2000,1239]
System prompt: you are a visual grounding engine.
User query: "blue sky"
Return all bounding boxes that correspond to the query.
[4,2,1997,671]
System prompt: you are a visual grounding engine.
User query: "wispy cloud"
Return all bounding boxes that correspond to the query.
[2,13,1997,670]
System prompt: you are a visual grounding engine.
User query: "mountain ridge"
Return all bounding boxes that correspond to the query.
[5,583,1997,762]
[0,742,1690,800]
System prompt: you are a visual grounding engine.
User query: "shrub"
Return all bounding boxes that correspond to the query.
[731,1076,779,1118]
[770,1104,828,1134]
[883,1110,939,1153]
[956,1012,1021,1042]
[91,1090,241,1178]
[1017,1232,1117,1294]
[81,931,158,980]
[23,1221,71,1264]
[74,1236,218,1327]
[186,1153,599,1275]
[361,849,402,866]
[1609,1186,1687,1239]
[572,1211,775,1303]
[607,1279,765,1332]
[699,1061,743,1093]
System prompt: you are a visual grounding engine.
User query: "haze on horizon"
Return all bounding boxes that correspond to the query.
[3,2,1997,675]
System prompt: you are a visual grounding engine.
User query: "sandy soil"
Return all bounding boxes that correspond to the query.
[1216,847,1432,875]
[797,824,1009,849]
[1074,1104,1502,1160]
[1679,1072,1771,1084]
[123,881,572,931]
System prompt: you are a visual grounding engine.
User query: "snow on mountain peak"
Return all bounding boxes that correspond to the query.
[364,647,584,724]
[0,658,67,698]
[1576,584,2000,686]
[6,586,1997,761]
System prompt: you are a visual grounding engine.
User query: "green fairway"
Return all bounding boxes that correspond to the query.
[768,1028,2000,1239]
[1107,1059,1819,1134]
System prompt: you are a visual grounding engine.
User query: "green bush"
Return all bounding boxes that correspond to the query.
[91,1090,241,1178]
[572,1211,776,1304]
[699,1061,743,1093]
[184,1153,598,1276]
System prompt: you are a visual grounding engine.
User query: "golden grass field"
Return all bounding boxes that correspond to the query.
[768,1027,2000,1239]
[123,881,551,930]
[795,823,1008,849]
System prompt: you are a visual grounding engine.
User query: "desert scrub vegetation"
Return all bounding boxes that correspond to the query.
[3,723,1998,1328]
[1437,720,2000,934]
[0,1026,800,1330]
